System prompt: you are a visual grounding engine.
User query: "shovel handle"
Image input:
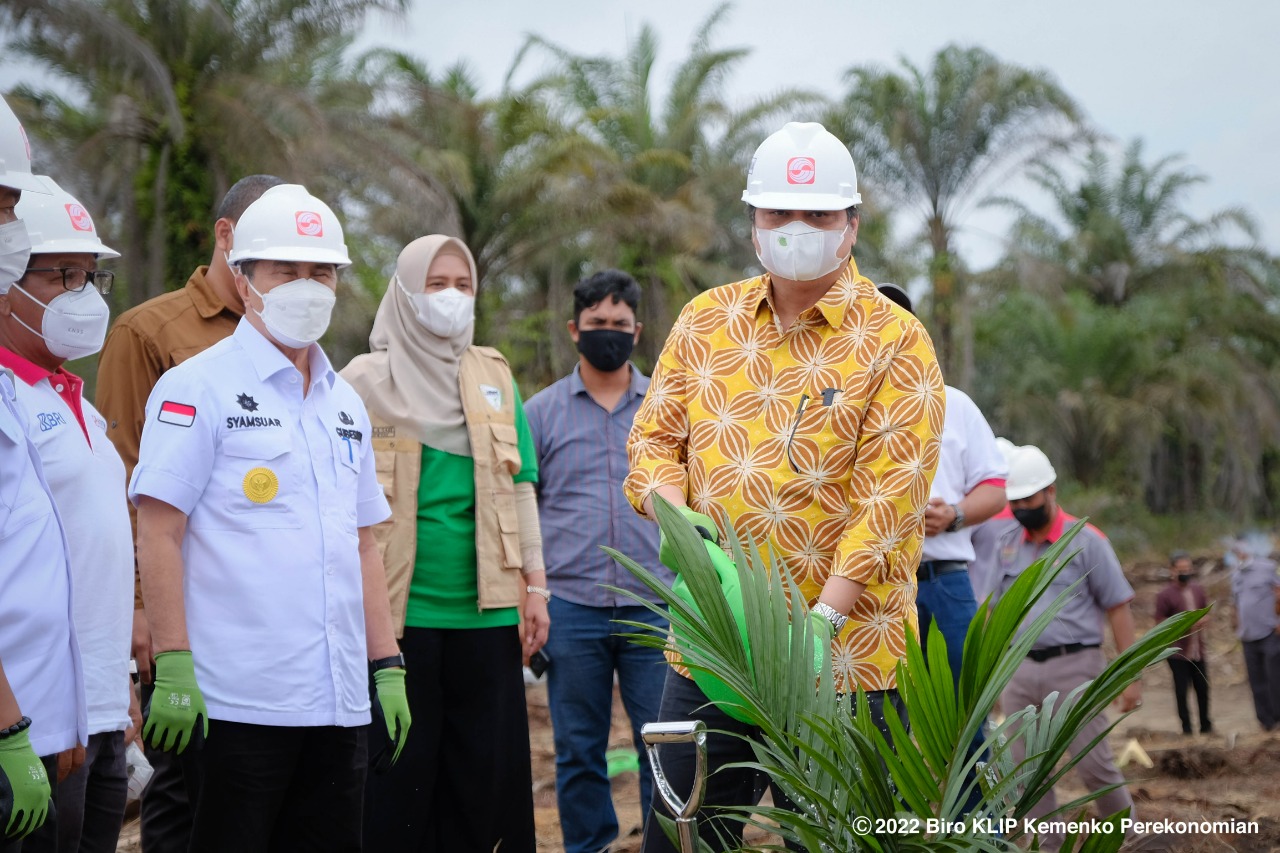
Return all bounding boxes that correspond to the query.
[642,720,708,821]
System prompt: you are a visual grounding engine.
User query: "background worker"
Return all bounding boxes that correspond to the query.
[989,443,1140,852]
[626,122,944,853]
[95,173,282,853]
[0,94,87,850]
[344,234,546,852]
[130,184,408,851]
[526,269,670,853]
[2,180,134,853]
[1153,551,1212,735]
[1228,538,1280,731]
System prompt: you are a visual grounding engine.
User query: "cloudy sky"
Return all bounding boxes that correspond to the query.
[362,0,1280,269]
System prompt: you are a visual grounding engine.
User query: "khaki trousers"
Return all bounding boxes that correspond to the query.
[1002,647,1133,851]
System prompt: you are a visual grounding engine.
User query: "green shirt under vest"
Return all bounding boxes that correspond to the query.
[405,380,538,629]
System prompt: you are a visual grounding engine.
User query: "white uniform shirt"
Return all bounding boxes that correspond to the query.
[128,320,391,727]
[0,369,87,756]
[10,360,133,736]
[921,386,1007,563]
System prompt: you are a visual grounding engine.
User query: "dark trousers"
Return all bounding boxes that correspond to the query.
[1167,657,1211,734]
[55,730,127,853]
[1242,633,1280,730]
[0,756,59,853]
[139,684,193,853]
[363,625,535,853]
[640,670,904,853]
[182,721,366,853]
[915,565,987,814]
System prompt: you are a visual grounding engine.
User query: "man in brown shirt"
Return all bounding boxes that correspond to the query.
[94,173,282,853]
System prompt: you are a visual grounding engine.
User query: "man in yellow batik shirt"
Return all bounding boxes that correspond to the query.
[626,122,944,853]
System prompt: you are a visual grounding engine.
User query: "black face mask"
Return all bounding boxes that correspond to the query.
[1013,504,1050,531]
[1177,573,1192,584]
[576,329,634,372]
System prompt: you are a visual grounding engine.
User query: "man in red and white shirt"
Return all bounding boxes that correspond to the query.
[2,178,134,851]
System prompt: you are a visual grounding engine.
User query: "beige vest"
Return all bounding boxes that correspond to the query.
[366,346,525,635]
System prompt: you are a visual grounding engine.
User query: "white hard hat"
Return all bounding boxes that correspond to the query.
[995,437,1017,469]
[17,177,119,259]
[227,183,351,268]
[1006,444,1057,501]
[0,96,50,195]
[742,122,862,211]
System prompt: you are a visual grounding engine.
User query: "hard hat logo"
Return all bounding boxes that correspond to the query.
[295,211,324,238]
[65,203,93,232]
[787,156,816,185]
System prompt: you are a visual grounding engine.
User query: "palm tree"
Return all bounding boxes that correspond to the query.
[347,48,608,386]
[512,3,821,370]
[829,45,1084,388]
[1,0,406,306]
[975,140,1280,517]
[994,139,1263,306]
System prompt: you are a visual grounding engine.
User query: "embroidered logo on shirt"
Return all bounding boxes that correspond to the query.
[243,467,279,504]
[336,424,364,462]
[226,415,282,429]
[157,401,196,428]
[372,426,395,439]
[236,393,259,412]
[37,411,68,432]
[479,384,502,411]
[338,411,354,426]
[787,156,816,185]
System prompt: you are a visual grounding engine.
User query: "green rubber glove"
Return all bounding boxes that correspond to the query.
[144,651,208,754]
[809,611,835,676]
[373,668,411,765]
[0,728,50,839]
[658,506,718,572]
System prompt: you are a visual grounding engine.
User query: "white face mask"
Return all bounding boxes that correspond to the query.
[9,282,111,360]
[246,276,336,348]
[397,275,475,339]
[0,219,32,291]
[755,220,850,282]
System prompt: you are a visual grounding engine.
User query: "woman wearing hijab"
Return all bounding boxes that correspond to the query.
[343,235,548,851]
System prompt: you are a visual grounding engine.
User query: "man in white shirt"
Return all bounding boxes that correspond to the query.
[130,184,409,850]
[1,179,133,852]
[0,93,88,850]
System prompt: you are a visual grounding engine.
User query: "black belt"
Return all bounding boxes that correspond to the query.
[917,560,968,580]
[1026,643,1099,663]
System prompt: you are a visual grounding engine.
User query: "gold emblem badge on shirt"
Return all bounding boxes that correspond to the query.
[243,467,279,504]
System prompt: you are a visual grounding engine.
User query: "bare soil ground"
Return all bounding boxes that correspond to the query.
[118,559,1280,851]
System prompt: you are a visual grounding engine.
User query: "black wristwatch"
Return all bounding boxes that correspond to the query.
[945,504,966,533]
[370,653,405,671]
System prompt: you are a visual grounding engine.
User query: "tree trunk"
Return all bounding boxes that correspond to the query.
[145,142,171,301]
[120,142,147,311]
[927,215,957,383]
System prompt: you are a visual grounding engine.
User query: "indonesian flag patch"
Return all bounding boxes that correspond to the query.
[158,401,197,428]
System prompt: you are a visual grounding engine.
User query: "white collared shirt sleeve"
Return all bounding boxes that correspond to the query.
[354,402,390,528]
[957,388,1008,493]
[129,369,215,513]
